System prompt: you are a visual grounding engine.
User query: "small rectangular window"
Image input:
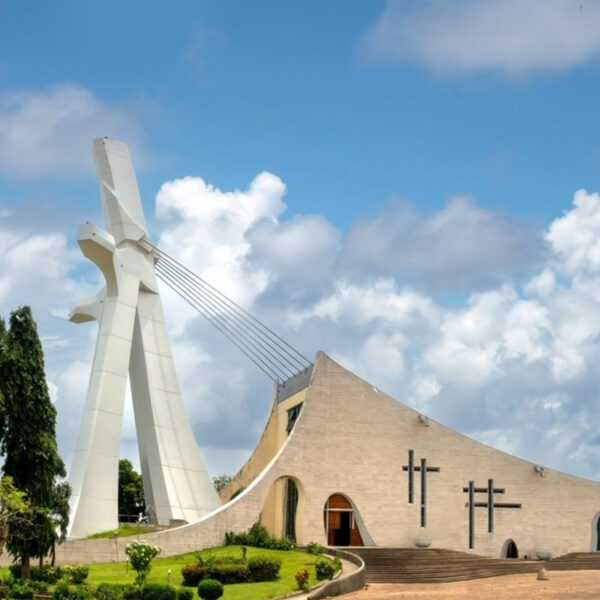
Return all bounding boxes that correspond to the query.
[286,403,303,434]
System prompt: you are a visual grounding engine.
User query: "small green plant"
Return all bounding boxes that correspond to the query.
[10,582,33,600]
[52,583,92,600]
[315,558,335,580]
[306,541,325,555]
[294,569,310,591]
[125,541,161,586]
[196,579,223,600]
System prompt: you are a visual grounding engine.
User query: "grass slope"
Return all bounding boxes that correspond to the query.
[87,545,332,600]
[87,524,165,539]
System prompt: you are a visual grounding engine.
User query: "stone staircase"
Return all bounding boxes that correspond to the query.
[348,548,600,583]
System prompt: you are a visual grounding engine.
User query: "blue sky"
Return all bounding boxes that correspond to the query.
[3,0,600,482]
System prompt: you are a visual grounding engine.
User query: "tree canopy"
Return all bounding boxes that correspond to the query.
[0,306,68,575]
[118,459,145,522]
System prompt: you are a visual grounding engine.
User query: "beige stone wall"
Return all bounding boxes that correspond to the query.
[30,352,600,565]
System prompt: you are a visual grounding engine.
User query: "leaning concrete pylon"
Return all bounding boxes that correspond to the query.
[67,138,220,538]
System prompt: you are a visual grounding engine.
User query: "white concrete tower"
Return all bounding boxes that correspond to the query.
[67,138,220,538]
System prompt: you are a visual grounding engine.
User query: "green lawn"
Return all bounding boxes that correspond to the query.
[86,545,335,600]
[86,524,165,539]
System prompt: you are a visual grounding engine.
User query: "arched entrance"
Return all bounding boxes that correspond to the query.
[501,538,519,558]
[323,494,364,546]
[261,476,304,543]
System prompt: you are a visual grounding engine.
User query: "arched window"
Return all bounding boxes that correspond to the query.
[284,478,298,541]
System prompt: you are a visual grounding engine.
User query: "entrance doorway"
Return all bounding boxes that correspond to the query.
[501,538,519,558]
[323,494,364,546]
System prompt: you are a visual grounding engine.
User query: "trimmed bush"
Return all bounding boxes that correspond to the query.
[10,583,33,600]
[140,584,176,600]
[204,563,247,584]
[176,589,193,600]
[196,579,223,600]
[96,583,129,600]
[180,565,204,588]
[306,542,325,555]
[247,556,281,582]
[315,558,335,580]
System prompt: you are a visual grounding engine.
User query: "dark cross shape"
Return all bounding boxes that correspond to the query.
[463,479,522,549]
[402,450,440,527]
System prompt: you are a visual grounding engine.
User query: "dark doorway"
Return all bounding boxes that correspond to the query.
[504,539,519,558]
[334,512,350,545]
[597,516,600,551]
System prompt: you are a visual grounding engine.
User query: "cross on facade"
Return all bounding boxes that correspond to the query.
[463,479,522,549]
[402,450,440,527]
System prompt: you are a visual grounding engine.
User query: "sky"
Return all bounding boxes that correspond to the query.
[2,0,600,484]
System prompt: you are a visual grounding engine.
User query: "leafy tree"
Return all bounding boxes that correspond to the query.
[0,306,67,577]
[118,459,146,522]
[49,481,71,565]
[212,474,232,493]
[0,475,29,553]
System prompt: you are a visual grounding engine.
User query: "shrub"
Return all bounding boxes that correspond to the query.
[54,584,72,600]
[204,563,247,585]
[294,569,310,592]
[10,583,33,600]
[53,584,93,600]
[8,564,21,580]
[176,589,193,600]
[31,565,64,583]
[247,556,281,582]
[306,541,325,555]
[315,558,335,580]
[196,579,223,600]
[180,565,204,588]
[224,522,294,551]
[66,566,89,585]
[31,581,50,593]
[140,584,176,600]
[96,583,128,600]
[125,541,161,586]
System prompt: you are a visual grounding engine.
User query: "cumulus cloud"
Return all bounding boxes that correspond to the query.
[341,198,544,289]
[361,0,600,78]
[0,84,143,178]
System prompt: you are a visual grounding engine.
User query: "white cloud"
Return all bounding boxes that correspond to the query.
[0,84,143,178]
[361,0,600,78]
